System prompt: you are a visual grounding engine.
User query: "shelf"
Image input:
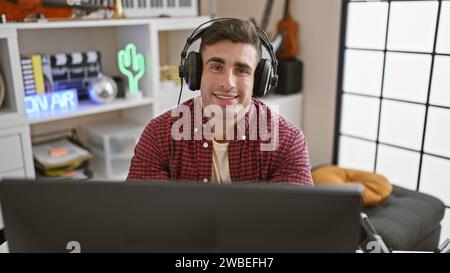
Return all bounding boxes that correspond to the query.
[27,97,155,124]
[1,16,210,30]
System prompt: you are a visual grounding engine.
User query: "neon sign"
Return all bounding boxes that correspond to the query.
[24,89,79,115]
[117,43,145,94]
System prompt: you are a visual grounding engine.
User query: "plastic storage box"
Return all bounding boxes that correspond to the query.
[81,119,145,180]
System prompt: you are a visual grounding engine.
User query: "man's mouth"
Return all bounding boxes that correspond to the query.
[213,93,239,100]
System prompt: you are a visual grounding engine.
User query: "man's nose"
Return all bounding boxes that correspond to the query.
[219,69,236,90]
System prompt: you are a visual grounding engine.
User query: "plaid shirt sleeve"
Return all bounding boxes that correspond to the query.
[269,127,313,186]
[127,114,170,181]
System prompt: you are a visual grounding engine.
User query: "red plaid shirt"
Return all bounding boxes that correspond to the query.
[127,97,313,185]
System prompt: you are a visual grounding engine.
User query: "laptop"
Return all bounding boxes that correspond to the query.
[0,179,363,253]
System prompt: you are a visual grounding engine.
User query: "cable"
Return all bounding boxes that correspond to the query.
[177,77,184,106]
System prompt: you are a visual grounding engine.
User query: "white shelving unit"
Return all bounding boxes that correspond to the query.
[0,16,210,181]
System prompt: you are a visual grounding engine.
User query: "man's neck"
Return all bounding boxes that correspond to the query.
[213,119,233,143]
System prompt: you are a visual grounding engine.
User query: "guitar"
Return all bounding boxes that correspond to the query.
[251,0,283,52]
[0,0,71,22]
[248,0,273,36]
[260,0,283,53]
[0,0,113,22]
[260,0,274,33]
[276,0,300,60]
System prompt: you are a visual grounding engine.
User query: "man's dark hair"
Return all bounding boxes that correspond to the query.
[199,18,262,60]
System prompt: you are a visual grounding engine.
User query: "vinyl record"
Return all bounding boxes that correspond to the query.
[0,71,5,108]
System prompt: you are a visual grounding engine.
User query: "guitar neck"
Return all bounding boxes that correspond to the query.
[260,0,274,32]
[283,0,290,20]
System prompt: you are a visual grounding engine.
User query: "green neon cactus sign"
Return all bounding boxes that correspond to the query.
[118,43,145,94]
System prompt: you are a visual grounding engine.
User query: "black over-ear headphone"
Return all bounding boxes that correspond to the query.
[178,18,278,99]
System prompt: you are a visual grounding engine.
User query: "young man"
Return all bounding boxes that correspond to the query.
[127,18,313,185]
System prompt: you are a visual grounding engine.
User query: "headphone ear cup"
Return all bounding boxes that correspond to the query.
[253,59,272,97]
[184,51,203,91]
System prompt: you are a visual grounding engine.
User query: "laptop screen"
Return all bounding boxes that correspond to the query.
[0,179,362,253]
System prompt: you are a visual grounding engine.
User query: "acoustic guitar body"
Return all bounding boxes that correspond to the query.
[0,0,72,22]
[277,15,300,60]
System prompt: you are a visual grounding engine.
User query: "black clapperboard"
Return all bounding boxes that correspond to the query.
[50,51,102,100]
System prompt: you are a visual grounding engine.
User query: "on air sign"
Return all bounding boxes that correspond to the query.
[24,89,79,115]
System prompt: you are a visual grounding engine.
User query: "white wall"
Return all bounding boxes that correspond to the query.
[294,0,342,167]
[200,0,343,167]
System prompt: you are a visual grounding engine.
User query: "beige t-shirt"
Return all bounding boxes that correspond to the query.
[211,139,231,184]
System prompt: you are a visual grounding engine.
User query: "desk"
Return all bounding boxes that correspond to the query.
[0,243,436,253]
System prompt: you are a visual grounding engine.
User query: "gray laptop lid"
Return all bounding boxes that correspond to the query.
[0,179,363,253]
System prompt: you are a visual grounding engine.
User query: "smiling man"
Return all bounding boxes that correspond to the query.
[127,18,313,185]
[200,40,256,143]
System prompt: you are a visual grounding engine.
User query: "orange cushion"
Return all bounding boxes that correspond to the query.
[312,165,393,207]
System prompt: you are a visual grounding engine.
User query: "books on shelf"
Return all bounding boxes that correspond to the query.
[33,138,92,171]
[20,57,36,96]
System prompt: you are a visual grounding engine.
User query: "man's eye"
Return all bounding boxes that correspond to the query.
[210,65,222,71]
[236,68,250,75]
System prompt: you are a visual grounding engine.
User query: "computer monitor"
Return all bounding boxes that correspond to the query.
[0,179,363,253]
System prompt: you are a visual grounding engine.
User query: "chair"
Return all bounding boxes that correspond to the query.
[312,165,446,251]
[361,185,445,251]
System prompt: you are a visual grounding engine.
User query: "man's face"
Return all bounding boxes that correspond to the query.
[200,40,258,112]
